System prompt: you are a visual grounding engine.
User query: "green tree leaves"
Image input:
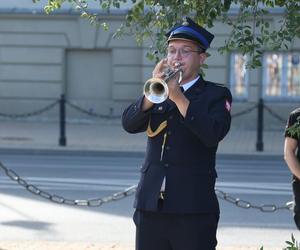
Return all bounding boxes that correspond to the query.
[34,0,300,68]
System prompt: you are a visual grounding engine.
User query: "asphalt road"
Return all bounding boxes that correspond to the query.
[0,152,298,247]
[0,153,294,225]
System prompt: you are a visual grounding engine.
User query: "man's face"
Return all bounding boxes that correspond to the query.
[166,40,206,84]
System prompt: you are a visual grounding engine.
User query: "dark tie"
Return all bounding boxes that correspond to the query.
[180,86,184,93]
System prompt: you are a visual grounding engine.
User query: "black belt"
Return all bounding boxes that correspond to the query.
[159,191,166,200]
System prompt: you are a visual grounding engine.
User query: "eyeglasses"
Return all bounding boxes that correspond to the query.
[167,47,202,57]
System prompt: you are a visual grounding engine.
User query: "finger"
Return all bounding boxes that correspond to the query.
[152,59,168,77]
[157,59,168,71]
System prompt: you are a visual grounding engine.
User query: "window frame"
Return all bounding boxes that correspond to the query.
[262,51,300,102]
[229,52,249,101]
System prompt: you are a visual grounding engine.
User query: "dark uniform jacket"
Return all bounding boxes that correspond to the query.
[122,77,232,214]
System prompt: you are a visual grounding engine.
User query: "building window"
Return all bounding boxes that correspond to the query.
[263,52,300,100]
[230,53,249,100]
[288,53,300,97]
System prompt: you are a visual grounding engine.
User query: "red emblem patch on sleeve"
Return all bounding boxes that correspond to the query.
[225,99,231,112]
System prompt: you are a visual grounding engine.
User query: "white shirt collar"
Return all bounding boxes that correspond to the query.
[181,76,200,92]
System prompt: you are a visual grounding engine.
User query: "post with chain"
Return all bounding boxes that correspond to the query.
[59,94,66,146]
[256,98,264,151]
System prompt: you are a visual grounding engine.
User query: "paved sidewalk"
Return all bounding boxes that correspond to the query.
[0,119,285,156]
[0,193,297,250]
[0,241,288,250]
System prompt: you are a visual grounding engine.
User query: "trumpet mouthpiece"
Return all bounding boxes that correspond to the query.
[174,62,182,68]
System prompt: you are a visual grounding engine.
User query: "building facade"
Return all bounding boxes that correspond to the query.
[0,2,299,130]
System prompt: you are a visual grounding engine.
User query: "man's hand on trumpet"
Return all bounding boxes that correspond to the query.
[151,59,183,101]
[152,58,168,79]
[157,59,189,117]
[143,58,189,117]
[165,61,185,104]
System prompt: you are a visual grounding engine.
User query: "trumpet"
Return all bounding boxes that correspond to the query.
[143,64,183,104]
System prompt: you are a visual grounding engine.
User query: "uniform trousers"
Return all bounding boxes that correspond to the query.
[134,199,219,250]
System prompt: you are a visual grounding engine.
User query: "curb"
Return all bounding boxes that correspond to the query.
[0,147,283,161]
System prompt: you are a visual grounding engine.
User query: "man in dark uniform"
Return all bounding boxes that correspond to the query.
[122,17,232,250]
[284,107,300,230]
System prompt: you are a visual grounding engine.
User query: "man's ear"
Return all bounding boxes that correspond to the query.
[199,52,207,64]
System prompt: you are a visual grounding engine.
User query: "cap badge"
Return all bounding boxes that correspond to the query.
[182,17,189,26]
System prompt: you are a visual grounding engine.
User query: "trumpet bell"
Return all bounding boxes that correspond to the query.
[143,78,169,104]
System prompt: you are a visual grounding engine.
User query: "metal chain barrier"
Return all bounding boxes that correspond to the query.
[0,161,293,211]
[66,100,257,120]
[215,189,293,212]
[65,100,121,119]
[0,100,59,119]
[231,104,258,119]
[0,98,259,121]
[263,104,287,124]
[0,161,136,207]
